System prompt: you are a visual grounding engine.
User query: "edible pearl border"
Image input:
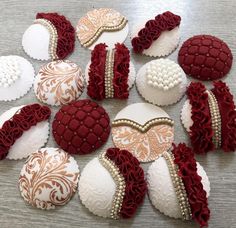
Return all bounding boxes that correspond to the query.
[112,117,174,133]
[163,152,192,221]
[34,19,59,60]
[99,152,126,219]
[206,90,222,149]
[82,17,128,47]
[105,50,115,98]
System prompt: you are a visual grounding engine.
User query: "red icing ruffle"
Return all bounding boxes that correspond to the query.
[131,11,181,53]
[0,104,51,160]
[87,43,130,100]
[87,44,107,100]
[36,12,75,59]
[105,148,147,219]
[113,43,130,99]
[211,81,236,152]
[187,82,214,154]
[172,143,210,227]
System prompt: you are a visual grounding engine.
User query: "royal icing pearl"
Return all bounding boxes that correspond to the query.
[0,56,21,88]
[146,59,183,91]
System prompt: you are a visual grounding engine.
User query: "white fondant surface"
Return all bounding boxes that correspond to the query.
[78,157,116,218]
[181,99,193,132]
[22,24,50,60]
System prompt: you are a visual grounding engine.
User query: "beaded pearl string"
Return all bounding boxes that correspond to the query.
[163,152,192,220]
[34,19,58,60]
[98,152,126,219]
[112,117,174,133]
[206,90,222,149]
[82,17,127,48]
[104,49,115,98]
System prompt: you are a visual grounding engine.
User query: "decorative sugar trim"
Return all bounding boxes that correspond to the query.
[34,19,58,60]
[82,17,127,48]
[163,152,192,220]
[112,117,174,133]
[206,90,222,149]
[105,49,115,98]
[99,152,126,219]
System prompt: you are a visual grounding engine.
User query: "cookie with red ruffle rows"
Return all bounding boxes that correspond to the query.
[181,81,236,153]
[178,35,233,80]
[52,99,110,155]
[79,147,147,219]
[85,43,135,100]
[147,143,210,227]
[22,12,75,61]
[131,11,181,57]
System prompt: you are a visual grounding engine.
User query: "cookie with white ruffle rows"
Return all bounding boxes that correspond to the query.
[136,58,187,106]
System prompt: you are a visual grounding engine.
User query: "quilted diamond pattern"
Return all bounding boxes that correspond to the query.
[178,35,233,80]
[52,99,110,155]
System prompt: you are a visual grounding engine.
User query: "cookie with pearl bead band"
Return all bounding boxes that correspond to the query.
[136,58,187,106]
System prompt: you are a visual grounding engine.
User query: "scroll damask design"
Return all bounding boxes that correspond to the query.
[112,125,174,162]
[19,148,79,209]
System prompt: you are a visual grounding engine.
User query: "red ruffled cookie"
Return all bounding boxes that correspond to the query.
[181,81,236,153]
[52,99,110,155]
[86,43,135,100]
[79,147,147,219]
[178,35,233,80]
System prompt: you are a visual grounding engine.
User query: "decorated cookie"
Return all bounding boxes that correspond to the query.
[0,104,51,160]
[86,43,135,100]
[111,103,174,162]
[136,58,187,106]
[77,8,128,50]
[79,148,147,219]
[178,35,233,80]
[131,11,181,57]
[147,143,210,227]
[0,55,34,101]
[22,12,75,61]
[19,147,80,210]
[34,60,84,106]
[52,99,110,155]
[181,81,236,154]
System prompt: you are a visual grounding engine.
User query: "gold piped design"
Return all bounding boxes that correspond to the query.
[112,117,174,133]
[105,50,115,98]
[206,90,221,148]
[34,19,58,60]
[163,152,192,220]
[98,152,126,219]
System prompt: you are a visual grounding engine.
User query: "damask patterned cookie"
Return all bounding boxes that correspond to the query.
[0,104,51,160]
[0,55,35,101]
[136,58,187,106]
[52,99,110,155]
[34,60,84,106]
[19,147,80,210]
[111,103,174,162]
[77,8,129,50]
[79,148,146,219]
[178,35,233,80]
[147,143,210,227]
[22,12,75,61]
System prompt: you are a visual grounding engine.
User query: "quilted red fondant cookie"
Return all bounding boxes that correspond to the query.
[178,35,233,80]
[52,99,110,155]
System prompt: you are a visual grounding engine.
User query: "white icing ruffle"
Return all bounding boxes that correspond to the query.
[181,99,193,132]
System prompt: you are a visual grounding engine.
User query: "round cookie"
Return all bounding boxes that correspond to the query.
[52,99,110,155]
[34,60,84,106]
[19,147,80,210]
[0,56,34,101]
[79,148,147,219]
[111,103,174,162]
[76,8,129,50]
[178,35,233,80]
[136,58,187,106]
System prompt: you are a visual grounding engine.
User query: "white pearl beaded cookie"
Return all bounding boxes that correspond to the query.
[0,55,35,101]
[0,56,21,88]
[136,58,187,106]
